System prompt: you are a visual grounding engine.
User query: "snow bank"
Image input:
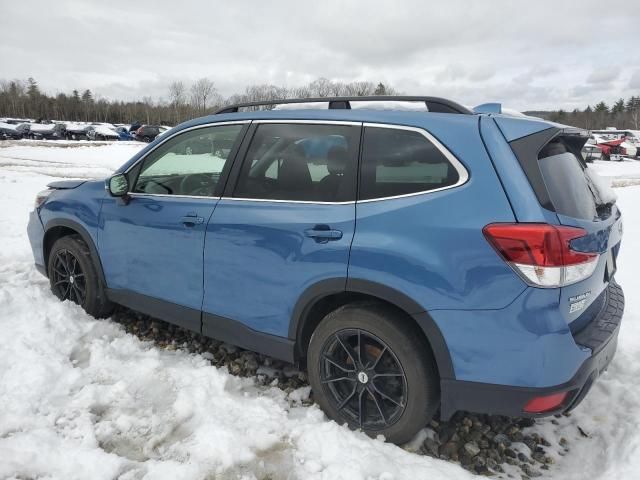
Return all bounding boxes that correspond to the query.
[589,159,640,187]
[0,142,144,179]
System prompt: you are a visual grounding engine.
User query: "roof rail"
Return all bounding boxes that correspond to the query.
[215,96,473,115]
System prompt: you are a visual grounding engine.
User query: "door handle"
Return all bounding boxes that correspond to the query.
[181,213,204,226]
[304,225,343,242]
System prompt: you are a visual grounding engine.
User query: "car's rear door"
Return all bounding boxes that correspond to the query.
[98,122,248,331]
[202,121,360,340]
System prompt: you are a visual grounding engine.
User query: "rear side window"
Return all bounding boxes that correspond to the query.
[233,123,359,202]
[538,139,597,220]
[359,126,460,200]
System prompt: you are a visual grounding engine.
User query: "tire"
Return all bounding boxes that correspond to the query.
[307,302,439,444]
[47,234,114,318]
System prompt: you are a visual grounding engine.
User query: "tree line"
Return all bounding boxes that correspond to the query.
[541,97,640,130]
[2,76,639,130]
[0,77,396,126]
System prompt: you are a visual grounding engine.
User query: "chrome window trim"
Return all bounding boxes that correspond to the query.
[220,196,355,205]
[123,120,251,175]
[128,192,220,201]
[252,119,362,126]
[122,120,469,205]
[357,122,470,203]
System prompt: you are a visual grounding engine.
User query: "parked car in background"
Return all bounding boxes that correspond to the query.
[129,121,142,133]
[28,96,625,444]
[65,123,91,140]
[86,125,119,141]
[134,125,163,142]
[0,122,23,140]
[582,143,602,162]
[115,126,135,141]
[15,123,32,138]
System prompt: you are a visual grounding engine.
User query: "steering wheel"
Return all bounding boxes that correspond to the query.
[180,173,214,196]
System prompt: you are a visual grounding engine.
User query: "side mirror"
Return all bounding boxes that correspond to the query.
[107,173,129,197]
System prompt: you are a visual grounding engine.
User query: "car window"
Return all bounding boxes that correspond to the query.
[359,126,460,200]
[233,123,359,202]
[132,124,244,197]
[538,138,597,220]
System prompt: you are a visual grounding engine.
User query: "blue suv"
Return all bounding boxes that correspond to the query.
[27,96,625,444]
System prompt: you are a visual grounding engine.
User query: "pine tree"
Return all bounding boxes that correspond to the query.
[594,101,609,113]
[26,77,40,99]
[612,98,625,114]
[374,82,387,95]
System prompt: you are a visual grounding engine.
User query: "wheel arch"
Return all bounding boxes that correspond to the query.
[290,278,455,380]
[43,219,107,286]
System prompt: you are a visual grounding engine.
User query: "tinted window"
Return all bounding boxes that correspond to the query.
[538,139,597,220]
[233,123,359,202]
[359,126,460,200]
[133,124,244,197]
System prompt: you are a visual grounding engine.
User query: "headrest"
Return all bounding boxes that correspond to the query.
[326,145,348,175]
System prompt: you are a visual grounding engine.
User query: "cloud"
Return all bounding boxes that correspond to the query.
[629,70,640,90]
[587,67,621,85]
[0,0,638,111]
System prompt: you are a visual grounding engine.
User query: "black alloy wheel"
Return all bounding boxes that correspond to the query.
[319,329,408,430]
[307,302,440,444]
[50,248,86,305]
[47,234,114,318]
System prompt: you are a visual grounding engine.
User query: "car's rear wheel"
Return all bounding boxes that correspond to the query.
[47,235,113,318]
[307,302,439,444]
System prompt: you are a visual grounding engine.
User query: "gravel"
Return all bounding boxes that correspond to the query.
[111,307,569,477]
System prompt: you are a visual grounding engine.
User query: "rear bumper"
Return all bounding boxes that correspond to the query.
[440,280,624,419]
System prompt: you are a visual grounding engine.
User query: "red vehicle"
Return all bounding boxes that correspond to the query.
[596,138,625,161]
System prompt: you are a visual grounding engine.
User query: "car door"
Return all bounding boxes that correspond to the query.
[98,121,248,331]
[202,121,360,339]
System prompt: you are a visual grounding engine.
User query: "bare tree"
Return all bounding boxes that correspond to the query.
[190,78,216,114]
[168,81,186,123]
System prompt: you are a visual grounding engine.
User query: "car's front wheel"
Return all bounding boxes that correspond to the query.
[47,235,113,318]
[307,302,439,444]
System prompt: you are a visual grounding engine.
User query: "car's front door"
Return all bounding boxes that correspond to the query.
[98,122,248,330]
[202,121,361,340]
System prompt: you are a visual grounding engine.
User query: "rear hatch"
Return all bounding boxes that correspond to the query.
[535,132,623,327]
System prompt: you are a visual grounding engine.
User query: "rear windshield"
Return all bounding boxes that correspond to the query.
[538,139,597,220]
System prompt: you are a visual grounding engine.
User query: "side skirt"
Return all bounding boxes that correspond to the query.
[106,288,201,333]
[202,313,295,364]
[105,288,295,363]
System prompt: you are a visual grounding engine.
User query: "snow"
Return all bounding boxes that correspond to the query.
[0,143,640,479]
[27,123,56,133]
[0,122,18,131]
[93,125,119,137]
[590,159,640,187]
[0,141,144,179]
[585,165,617,204]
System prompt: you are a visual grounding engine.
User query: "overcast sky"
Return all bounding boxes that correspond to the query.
[1,0,638,111]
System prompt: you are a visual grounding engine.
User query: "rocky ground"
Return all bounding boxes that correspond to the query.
[111,307,570,478]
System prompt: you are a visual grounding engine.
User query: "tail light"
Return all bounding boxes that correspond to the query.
[483,223,599,287]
